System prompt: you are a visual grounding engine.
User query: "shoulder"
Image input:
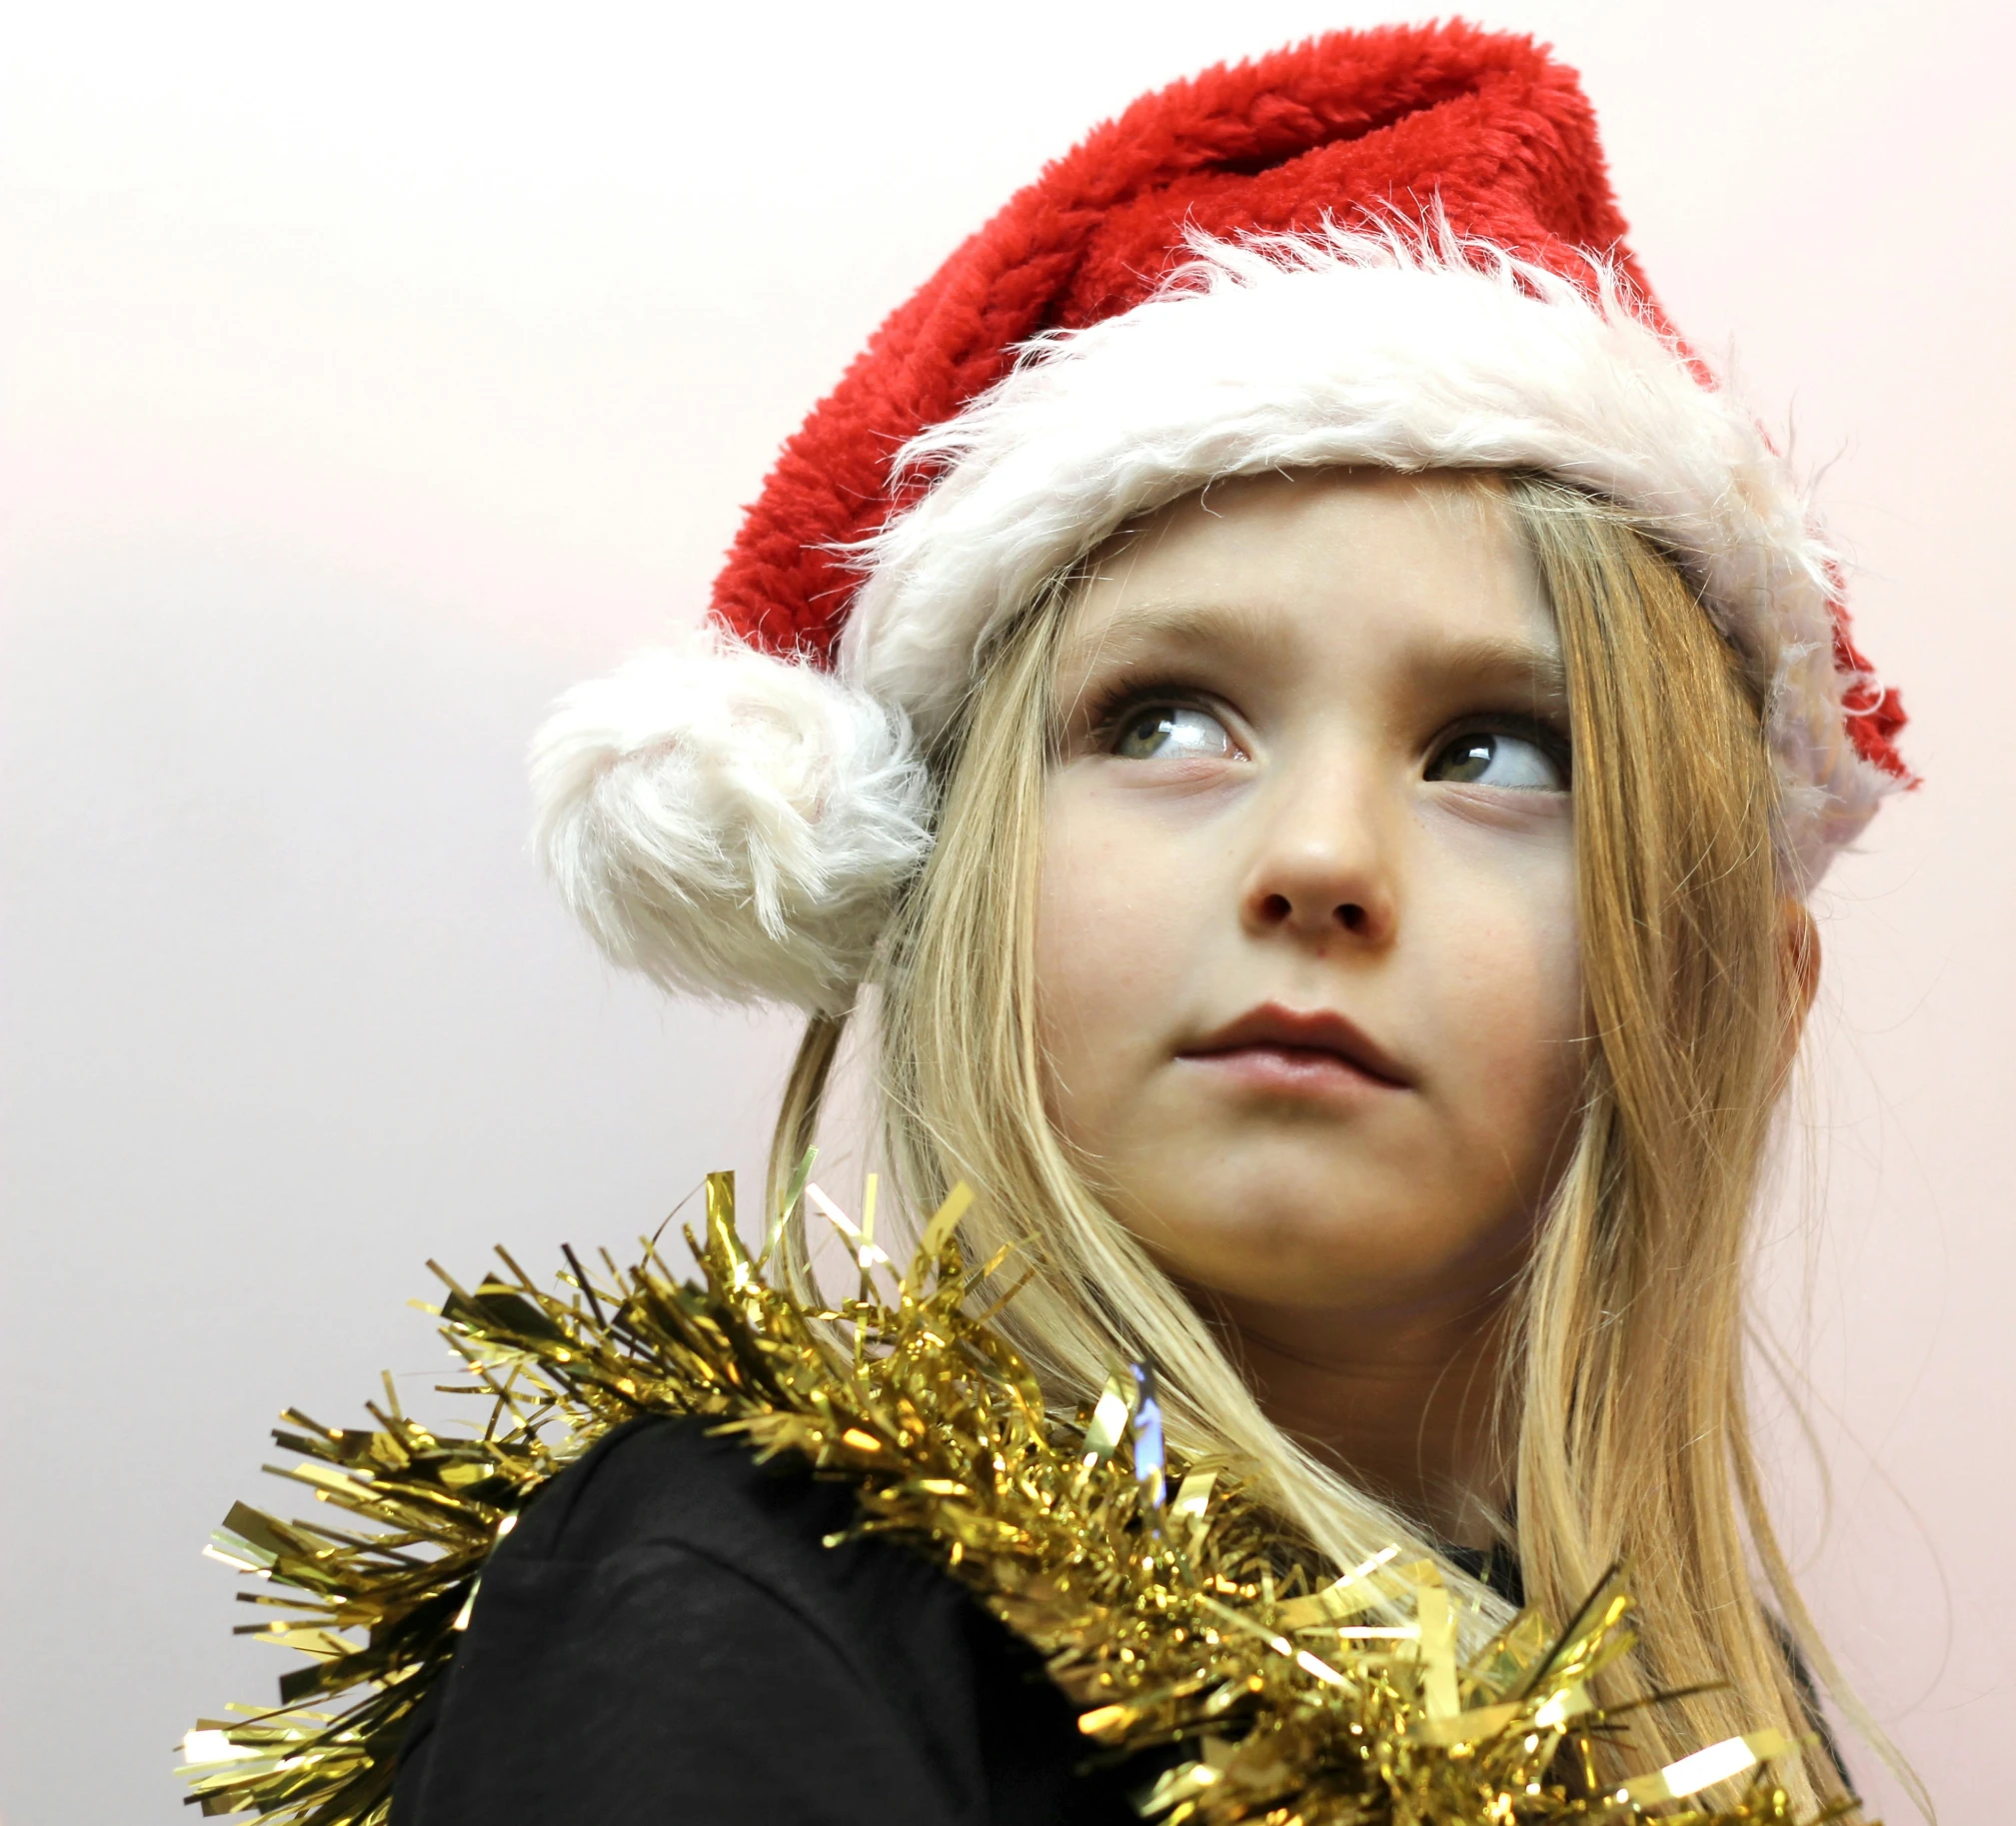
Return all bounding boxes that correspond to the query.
[497,1412,939,1668]
[392,1415,1133,1826]
[508,1406,853,1561]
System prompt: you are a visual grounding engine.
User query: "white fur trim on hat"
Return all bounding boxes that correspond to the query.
[536,226,1899,1008]
[530,631,932,1010]
[843,225,1898,892]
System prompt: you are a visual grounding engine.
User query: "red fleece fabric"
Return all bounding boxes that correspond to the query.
[709,21,1907,782]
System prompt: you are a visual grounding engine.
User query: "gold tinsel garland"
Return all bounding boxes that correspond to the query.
[183,1171,1856,1825]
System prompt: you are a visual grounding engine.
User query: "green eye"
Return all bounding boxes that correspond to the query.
[1113,705,1233,762]
[1426,731,1567,791]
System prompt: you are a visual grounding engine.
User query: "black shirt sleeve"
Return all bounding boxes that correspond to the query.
[391,1416,1138,1826]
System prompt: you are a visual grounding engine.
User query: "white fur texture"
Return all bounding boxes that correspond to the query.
[844,226,1900,890]
[530,632,932,1010]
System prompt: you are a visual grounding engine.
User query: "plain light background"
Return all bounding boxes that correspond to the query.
[4,2,2010,1818]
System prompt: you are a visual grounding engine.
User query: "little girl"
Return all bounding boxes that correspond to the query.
[190,23,1909,1825]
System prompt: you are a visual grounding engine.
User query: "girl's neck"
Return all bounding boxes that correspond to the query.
[1191,1278,1517,1550]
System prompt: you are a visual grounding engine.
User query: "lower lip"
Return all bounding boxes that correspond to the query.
[1177,1044,1404,1102]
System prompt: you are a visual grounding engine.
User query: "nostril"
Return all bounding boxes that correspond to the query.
[1337,903,1367,932]
[1258,893,1292,925]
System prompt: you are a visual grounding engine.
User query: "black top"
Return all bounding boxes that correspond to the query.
[390,1417,1834,1822]
[390,1416,1145,1826]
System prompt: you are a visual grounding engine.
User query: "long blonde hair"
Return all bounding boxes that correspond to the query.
[770,471,1867,1810]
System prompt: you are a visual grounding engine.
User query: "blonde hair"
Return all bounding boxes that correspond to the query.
[770,472,1871,1810]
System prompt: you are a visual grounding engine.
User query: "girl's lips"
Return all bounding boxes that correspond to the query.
[1176,1000,1412,1093]
[1178,1042,1405,1102]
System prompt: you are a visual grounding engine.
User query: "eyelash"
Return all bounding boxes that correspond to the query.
[1434,711,1574,780]
[1085,683,1572,776]
[1084,679,1226,748]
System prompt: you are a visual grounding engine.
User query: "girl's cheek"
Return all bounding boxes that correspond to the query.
[1441,876,1582,1153]
[1039,800,1147,1012]
[1035,802,1111,1021]
[1412,837,1578,1066]
[1035,789,1199,1105]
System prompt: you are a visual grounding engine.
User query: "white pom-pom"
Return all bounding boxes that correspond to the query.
[529,630,933,1010]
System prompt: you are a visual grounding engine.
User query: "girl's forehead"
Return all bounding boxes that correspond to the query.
[1061,470,1555,676]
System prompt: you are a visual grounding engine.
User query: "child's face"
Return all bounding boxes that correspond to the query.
[1035,470,1584,1317]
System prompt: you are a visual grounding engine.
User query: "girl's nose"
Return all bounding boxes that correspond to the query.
[1239,772,1398,947]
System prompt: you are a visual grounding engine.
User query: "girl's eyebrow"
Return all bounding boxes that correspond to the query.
[1410,634,1569,707]
[1060,601,1569,706]
[1058,597,1287,676]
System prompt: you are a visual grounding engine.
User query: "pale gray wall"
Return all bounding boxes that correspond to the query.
[4,3,2009,1818]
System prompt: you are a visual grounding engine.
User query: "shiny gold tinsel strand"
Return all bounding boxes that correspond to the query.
[183,1172,1861,1824]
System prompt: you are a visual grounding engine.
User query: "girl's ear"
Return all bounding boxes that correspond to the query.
[1778,900,1821,1084]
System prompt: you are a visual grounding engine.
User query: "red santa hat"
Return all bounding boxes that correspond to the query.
[531,22,1908,1011]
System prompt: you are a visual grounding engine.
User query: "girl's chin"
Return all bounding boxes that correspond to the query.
[1152,1235,1481,1316]
[1116,1170,1437,1260]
